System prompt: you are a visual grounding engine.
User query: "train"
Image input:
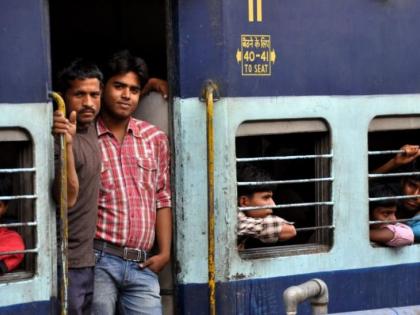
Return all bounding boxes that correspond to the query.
[1,0,420,314]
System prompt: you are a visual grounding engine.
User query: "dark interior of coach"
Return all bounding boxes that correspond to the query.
[49,0,168,87]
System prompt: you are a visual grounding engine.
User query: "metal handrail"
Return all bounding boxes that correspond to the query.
[50,91,68,315]
[200,80,219,315]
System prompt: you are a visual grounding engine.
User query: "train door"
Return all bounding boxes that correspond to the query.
[49,1,174,314]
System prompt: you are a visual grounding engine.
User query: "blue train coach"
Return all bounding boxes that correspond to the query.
[1,0,420,314]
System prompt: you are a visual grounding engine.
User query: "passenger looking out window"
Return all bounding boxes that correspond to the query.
[401,172,420,242]
[373,145,420,175]
[237,164,296,249]
[0,175,25,275]
[372,144,420,242]
[369,184,414,247]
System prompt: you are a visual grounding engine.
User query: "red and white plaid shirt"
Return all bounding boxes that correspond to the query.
[237,211,290,243]
[95,117,171,250]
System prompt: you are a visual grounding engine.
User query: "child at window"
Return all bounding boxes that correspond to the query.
[0,175,25,275]
[237,164,296,248]
[369,184,414,247]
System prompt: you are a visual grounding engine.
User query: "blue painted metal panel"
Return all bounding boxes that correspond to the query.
[176,0,224,98]
[174,95,420,286]
[0,300,55,315]
[176,0,420,98]
[177,263,420,315]
[0,0,50,103]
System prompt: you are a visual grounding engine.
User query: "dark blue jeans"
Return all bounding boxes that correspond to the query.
[68,267,94,315]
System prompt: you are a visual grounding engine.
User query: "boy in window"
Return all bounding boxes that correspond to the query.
[372,146,420,239]
[369,184,414,247]
[0,175,25,275]
[237,164,296,249]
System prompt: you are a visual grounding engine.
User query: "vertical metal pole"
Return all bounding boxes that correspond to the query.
[206,85,216,315]
[51,92,68,315]
[201,81,219,315]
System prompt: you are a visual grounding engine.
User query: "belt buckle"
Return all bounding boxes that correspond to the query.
[123,247,145,262]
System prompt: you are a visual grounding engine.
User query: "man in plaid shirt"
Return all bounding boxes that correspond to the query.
[92,51,171,315]
[237,164,296,249]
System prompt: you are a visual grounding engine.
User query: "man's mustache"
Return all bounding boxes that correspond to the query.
[79,107,96,115]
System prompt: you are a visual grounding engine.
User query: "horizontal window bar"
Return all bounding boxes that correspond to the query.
[295,225,335,232]
[238,177,333,186]
[368,149,405,156]
[0,222,37,228]
[0,168,35,173]
[368,171,420,179]
[0,248,38,256]
[0,195,37,201]
[369,217,420,224]
[369,194,420,202]
[237,153,333,162]
[239,201,333,211]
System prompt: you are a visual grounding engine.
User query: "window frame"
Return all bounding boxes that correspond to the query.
[235,119,334,259]
[367,115,420,248]
[0,128,37,281]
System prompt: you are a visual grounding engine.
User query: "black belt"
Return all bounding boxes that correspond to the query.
[94,239,148,263]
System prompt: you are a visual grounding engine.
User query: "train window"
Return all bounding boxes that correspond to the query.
[236,119,333,258]
[368,116,420,247]
[0,129,36,281]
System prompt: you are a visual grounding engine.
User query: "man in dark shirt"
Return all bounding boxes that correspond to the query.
[53,59,102,315]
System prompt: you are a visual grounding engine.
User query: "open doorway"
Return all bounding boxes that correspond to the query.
[48,1,174,314]
[49,0,168,85]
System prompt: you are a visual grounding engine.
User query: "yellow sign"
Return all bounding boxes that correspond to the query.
[248,0,263,22]
[236,34,276,76]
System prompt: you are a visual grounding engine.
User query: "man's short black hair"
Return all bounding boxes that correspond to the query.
[369,183,398,218]
[237,164,275,197]
[102,50,149,87]
[57,59,103,94]
[401,160,420,182]
[0,175,12,205]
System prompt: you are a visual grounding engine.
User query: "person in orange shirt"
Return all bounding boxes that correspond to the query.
[0,175,24,275]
